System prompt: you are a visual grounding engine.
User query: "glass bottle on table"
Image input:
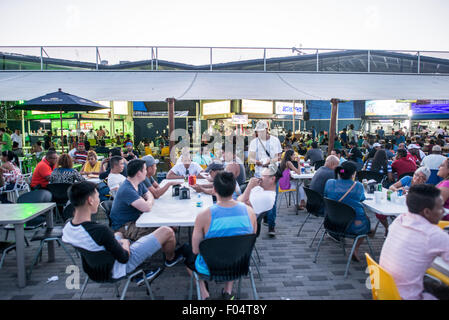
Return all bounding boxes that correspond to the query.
[184,168,189,185]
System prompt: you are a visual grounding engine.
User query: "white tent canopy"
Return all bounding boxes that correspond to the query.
[0,71,448,101]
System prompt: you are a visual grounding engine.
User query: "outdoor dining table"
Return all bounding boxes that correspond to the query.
[136,179,213,228]
[290,170,315,214]
[0,202,56,288]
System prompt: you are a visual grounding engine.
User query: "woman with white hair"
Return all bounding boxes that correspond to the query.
[389,166,431,192]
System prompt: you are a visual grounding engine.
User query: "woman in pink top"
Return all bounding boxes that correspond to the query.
[436,158,449,221]
[279,150,305,210]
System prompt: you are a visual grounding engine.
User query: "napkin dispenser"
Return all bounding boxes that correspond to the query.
[172,184,181,197]
[179,187,190,200]
[367,180,377,194]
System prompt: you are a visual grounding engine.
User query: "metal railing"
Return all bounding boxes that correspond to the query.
[1,46,449,74]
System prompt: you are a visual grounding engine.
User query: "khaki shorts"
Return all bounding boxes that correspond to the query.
[117,221,156,242]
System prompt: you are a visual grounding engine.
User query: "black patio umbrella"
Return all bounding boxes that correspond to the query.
[12,88,110,152]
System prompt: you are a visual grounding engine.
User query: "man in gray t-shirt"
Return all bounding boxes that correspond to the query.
[309,155,340,195]
[305,142,324,165]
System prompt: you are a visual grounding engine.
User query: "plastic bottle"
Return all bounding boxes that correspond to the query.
[196,194,203,207]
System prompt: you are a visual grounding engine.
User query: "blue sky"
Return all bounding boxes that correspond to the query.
[1,0,448,51]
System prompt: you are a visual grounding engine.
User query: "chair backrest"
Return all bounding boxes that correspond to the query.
[438,220,449,229]
[365,253,402,300]
[100,200,114,227]
[356,170,384,183]
[314,160,325,170]
[323,198,356,235]
[199,234,257,282]
[256,211,269,238]
[76,247,115,283]
[17,189,53,203]
[398,172,414,180]
[17,189,53,226]
[427,169,443,185]
[303,187,324,216]
[46,183,72,204]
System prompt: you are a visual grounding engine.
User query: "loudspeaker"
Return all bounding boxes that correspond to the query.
[303,112,310,121]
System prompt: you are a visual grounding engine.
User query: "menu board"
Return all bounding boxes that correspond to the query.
[275,101,304,115]
[203,101,231,115]
[241,99,273,114]
[411,100,449,114]
[365,100,410,116]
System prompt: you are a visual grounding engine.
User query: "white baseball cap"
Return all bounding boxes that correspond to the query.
[408,144,420,149]
[254,120,268,131]
[372,143,381,148]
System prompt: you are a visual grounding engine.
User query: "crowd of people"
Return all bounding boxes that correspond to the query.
[1,119,449,300]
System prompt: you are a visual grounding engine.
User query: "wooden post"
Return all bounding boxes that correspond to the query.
[328,99,339,153]
[167,98,176,155]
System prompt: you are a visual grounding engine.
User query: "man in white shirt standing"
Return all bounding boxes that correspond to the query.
[248,121,282,178]
[11,129,22,149]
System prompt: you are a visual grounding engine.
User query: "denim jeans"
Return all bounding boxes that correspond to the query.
[267,182,279,228]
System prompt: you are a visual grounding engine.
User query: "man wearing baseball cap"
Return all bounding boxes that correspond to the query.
[408,144,425,165]
[124,142,140,162]
[421,145,446,171]
[248,120,282,178]
[141,155,178,199]
[367,142,382,159]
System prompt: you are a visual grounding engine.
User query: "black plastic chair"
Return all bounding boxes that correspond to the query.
[188,234,258,300]
[28,225,78,279]
[0,241,16,268]
[251,211,269,281]
[100,200,114,227]
[313,198,375,278]
[314,160,325,170]
[3,190,52,245]
[46,183,72,222]
[76,247,155,300]
[398,172,415,180]
[356,171,385,183]
[298,187,324,240]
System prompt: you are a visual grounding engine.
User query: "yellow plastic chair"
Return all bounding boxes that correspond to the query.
[200,164,207,170]
[277,185,297,210]
[161,146,170,157]
[365,253,402,300]
[438,221,449,229]
[426,268,449,286]
[145,146,153,156]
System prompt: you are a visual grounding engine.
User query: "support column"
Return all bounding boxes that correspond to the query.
[21,110,25,148]
[328,99,339,153]
[167,98,176,155]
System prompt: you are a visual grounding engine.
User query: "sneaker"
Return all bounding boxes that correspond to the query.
[221,289,235,300]
[263,221,268,226]
[165,252,185,267]
[135,267,162,286]
[327,233,340,243]
[268,226,276,237]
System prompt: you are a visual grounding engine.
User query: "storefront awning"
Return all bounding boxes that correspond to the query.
[0,71,448,101]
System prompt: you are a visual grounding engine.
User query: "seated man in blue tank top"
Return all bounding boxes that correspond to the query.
[179,171,257,300]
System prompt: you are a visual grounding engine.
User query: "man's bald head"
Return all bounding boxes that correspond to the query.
[325,155,340,170]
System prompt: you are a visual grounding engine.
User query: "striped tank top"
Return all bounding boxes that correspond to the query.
[195,202,253,276]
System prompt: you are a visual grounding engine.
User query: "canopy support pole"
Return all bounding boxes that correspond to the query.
[60,108,64,153]
[167,98,175,161]
[328,99,339,153]
[21,110,25,148]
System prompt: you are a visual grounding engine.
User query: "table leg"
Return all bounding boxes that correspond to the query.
[46,207,55,262]
[14,223,26,288]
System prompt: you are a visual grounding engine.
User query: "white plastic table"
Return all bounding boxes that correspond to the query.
[431,257,449,277]
[136,179,213,228]
[0,203,56,288]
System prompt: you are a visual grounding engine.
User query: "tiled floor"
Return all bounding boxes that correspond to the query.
[0,203,384,300]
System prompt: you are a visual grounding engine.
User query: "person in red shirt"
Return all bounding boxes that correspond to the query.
[30,150,58,189]
[392,149,417,179]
